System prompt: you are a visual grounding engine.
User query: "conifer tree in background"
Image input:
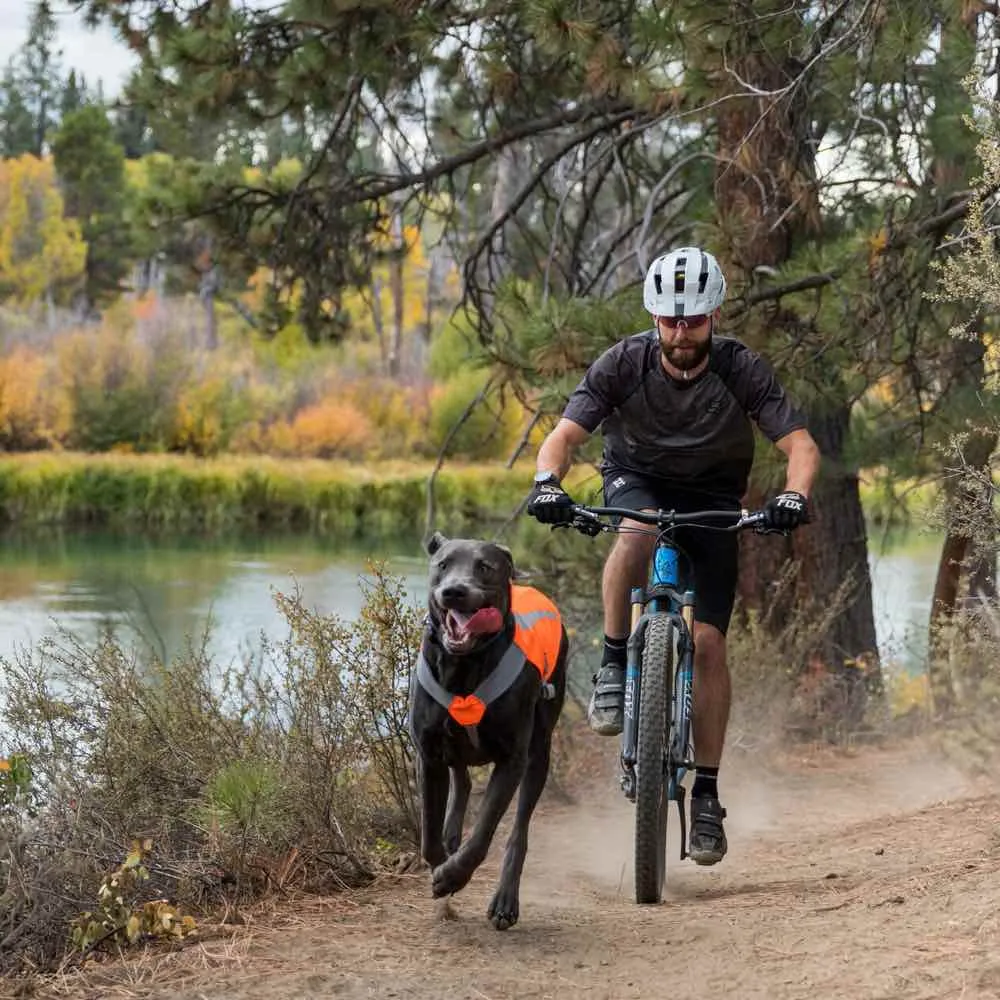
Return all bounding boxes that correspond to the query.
[0,62,35,158]
[52,105,132,311]
[21,0,62,156]
[60,69,89,118]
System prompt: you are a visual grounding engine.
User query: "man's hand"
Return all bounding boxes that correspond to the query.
[763,490,810,531]
[527,478,576,525]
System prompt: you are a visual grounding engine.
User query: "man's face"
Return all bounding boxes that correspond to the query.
[655,312,714,371]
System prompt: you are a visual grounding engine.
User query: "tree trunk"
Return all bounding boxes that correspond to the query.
[924,2,991,715]
[388,205,405,379]
[370,274,388,373]
[711,11,879,698]
[927,423,998,713]
[199,266,219,351]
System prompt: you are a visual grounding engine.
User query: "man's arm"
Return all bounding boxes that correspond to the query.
[774,428,821,497]
[536,418,592,482]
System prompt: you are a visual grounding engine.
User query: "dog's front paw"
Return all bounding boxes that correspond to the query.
[431,856,474,898]
[487,883,520,930]
[421,841,447,869]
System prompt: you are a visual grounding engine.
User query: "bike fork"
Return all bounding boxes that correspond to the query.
[619,587,647,801]
[671,609,696,860]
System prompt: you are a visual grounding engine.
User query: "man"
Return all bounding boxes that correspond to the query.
[525,246,820,865]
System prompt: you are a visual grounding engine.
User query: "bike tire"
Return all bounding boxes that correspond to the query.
[634,613,674,904]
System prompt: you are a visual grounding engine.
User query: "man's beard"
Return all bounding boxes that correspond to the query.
[662,336,711,372]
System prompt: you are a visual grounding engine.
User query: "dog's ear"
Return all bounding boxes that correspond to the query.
[425,531,448,556]
[492,542,515,575]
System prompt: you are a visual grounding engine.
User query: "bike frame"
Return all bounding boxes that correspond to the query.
[619,531,696,855]
[569,504,767,861]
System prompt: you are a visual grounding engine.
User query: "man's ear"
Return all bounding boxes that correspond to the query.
[425,531,448,556]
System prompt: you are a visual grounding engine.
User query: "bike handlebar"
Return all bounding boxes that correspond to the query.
[567,503,772,536]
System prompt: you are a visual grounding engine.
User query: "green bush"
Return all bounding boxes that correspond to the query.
[428,369,523,461]
[426,308,488,380]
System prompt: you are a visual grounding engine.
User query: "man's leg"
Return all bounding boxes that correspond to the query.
[686,532,737,866]
[588,520,655,735]
[691,622,730,769]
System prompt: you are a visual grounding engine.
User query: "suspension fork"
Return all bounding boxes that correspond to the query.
[671,591,696,858]
[619,587,647,801]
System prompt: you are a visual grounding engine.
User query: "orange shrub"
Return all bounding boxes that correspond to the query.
[0,347,63,449]
[340,377,431,458]
[269,400,374,459]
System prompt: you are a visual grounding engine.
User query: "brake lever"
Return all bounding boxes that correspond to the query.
[565,515,602,537]
[753,524,790,537]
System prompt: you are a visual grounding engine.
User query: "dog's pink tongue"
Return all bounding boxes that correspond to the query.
[447,606,503,641]
[466,607,503,635]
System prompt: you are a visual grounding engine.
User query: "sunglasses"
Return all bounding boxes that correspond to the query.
[659,314,709,329]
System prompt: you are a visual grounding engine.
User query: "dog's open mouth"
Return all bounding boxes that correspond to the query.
[441,606,504,652]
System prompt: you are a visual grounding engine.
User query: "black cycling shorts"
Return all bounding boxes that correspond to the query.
[602,468,740,635]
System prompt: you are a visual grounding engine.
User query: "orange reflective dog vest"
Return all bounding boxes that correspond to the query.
[415,584,562,743]
[509,584,562,683]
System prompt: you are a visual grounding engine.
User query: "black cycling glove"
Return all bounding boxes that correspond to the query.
[763,490,810,531]
[526,477,576,525]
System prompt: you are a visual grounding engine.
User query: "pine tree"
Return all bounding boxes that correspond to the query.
[0,61,35,157]
[20,0,63,155]
[60,69,89,118]
[51,104,133,308]
[113,100,154,159]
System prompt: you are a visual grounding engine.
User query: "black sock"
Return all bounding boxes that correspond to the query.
[692,766,719,799]
[602,634,627,669]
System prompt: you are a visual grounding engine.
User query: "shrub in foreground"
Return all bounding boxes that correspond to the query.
[0,565,421,975]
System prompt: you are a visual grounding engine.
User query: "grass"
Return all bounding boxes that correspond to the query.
[0,452,537,536]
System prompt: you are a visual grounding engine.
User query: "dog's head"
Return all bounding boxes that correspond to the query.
[424,531,515,654]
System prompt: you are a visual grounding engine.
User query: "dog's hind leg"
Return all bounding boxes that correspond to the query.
[487,722,554,930]
[431,756,524,899]
[443,766,470,856]
[418,757,449,869]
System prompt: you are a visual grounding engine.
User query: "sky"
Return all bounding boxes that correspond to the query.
[0,0,136,95]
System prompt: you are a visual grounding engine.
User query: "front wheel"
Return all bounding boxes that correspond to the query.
[634,613,674,904]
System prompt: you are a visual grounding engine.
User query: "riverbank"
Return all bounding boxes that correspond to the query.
[0,452,544,536]
[0,452,938,535]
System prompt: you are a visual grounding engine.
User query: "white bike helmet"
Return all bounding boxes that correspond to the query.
[643,246,727,317]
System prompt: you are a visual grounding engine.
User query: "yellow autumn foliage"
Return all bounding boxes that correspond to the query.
[0,155,87,304]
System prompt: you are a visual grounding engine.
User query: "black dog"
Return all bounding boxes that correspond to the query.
[409,532,567,930]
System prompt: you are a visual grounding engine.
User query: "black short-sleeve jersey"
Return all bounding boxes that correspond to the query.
[561,331,806,501]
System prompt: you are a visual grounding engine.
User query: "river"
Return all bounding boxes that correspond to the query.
[0,527,943,672]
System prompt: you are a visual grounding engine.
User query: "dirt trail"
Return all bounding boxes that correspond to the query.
[30,739,1000,1000]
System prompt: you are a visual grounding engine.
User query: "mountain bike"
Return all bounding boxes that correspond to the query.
[568,502,769,904]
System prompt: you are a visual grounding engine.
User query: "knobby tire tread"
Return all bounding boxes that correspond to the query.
[634,614,673,904]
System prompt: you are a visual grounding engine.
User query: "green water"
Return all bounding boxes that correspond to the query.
[0,526,945,669]
[0,528,430,665]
